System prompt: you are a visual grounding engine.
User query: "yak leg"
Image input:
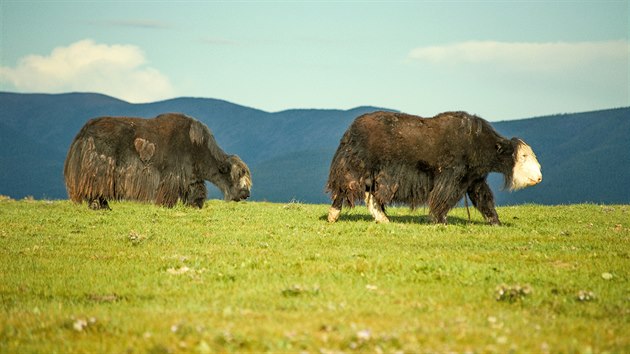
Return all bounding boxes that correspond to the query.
[89,196,111,210]
[185,196,205,209]
[467,179,500,225]
[328,195,343,223]
[428,172,466,224]
[184,181,207,209]
[429,198,460,224]
[365,192,389,223]
[155,177,179,208]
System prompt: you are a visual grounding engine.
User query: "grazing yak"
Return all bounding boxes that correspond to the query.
[326,111,542,225]
[64,113,252,209]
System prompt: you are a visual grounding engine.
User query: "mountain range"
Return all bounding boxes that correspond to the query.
[1,92,628,205]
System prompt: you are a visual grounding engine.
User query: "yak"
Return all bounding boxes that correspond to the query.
[64,113,252,210]
[326,111,542,225]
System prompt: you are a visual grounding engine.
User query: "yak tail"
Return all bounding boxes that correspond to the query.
[325,137,366,207]
[64,136,116,203]
[65,135,163,204]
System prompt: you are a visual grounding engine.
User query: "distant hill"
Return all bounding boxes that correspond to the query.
[1,91,628,205]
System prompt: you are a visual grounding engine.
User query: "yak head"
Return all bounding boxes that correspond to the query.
[501,138,542,191]
[219,155,252,201]
[200,153,251,202]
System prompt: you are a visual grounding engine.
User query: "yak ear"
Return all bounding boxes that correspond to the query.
[495,142,505,154]
[496,140,514,156]
[219,160,231,174]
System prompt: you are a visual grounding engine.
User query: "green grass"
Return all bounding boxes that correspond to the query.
[1,197,628,353]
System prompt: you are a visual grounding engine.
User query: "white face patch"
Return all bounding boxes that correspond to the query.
[239,175,252,189]
[510,142,542,190]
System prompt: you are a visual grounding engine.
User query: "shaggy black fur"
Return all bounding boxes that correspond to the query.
[326,111,529,224]
[64,113,251,209]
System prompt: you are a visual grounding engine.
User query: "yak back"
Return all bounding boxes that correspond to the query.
[345,111,512,172]
[72,113,227,170]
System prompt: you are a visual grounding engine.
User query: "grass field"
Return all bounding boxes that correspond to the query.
[1,197,628,353]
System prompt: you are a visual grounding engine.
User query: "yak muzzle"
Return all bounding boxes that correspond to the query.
[528,175,542,185]
[229,189,250,201]
[239,190,250,200]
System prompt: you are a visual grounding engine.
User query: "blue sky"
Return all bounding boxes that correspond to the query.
[1,1,628,120]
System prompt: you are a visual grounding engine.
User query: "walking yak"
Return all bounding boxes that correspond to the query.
[326,111,542,225]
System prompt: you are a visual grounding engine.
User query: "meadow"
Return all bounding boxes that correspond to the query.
[1,197,628,353]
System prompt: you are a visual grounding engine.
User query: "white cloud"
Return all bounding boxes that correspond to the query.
[101,19,172,29]
[406,40,629,114]
[408,40,629,73]
[0,39,174,102]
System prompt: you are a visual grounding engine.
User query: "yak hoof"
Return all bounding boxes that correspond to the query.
[328,207,341,223]
[89,200,100,210]
[375,216,390,224]
[432,215,448,225]
[89,197,111,210]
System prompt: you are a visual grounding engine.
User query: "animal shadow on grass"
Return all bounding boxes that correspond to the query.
[320,212,505,226]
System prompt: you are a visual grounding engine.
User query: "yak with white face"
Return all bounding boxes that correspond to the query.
[326,111,542,225]
[64,113,252,209]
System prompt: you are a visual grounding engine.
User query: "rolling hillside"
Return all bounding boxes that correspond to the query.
[1,91,628,204]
